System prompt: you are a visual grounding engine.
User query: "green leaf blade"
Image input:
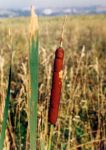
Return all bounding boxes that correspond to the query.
[0,67,11,150]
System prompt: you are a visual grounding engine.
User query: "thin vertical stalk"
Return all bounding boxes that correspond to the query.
[0,67,11,150]
[48,125,54,150]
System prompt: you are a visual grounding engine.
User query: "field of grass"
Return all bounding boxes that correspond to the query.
[0,15,106,150]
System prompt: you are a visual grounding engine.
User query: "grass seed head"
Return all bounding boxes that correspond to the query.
[29,6,39,39]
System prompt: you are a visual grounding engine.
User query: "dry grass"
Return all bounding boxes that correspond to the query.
[0,15,106,150]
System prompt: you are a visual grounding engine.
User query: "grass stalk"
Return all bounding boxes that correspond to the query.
[0,67,11,150]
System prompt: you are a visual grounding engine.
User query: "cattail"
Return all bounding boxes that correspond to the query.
[48,47,64,125]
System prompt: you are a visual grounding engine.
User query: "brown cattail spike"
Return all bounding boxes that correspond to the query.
[48,47,64,125]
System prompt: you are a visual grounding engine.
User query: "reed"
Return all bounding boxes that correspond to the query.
[0,67,11,150]
[29,6,39,150]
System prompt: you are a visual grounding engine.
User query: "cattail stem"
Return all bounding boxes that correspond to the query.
[48,124,54,150]
[60,16,67,47]
[48,47,64,149]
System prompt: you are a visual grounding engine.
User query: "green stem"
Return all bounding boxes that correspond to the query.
[48,125,54,150]
[29,34,39,150]
[0,67,11,150]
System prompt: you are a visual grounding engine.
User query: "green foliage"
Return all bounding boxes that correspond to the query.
[40,139,45,150]
[61,143,67,150]
[76,123,84,144]
[0,67,11,150]
[29,33,39,150]
[79,109,88,122]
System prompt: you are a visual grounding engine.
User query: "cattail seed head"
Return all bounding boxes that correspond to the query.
[48,47,64,125]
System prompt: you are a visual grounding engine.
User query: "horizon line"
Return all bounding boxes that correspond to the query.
[0,4,106,10]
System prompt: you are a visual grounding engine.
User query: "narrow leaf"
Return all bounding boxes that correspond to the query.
[29,7,39,150]
[0,67,11,150]
[29,34,38,150]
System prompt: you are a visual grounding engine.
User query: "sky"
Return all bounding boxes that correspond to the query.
[0,0,106,9]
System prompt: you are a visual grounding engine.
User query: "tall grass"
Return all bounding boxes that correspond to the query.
[0,15,106,149]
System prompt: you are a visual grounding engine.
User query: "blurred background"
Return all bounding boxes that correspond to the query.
[0,0,106,17]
